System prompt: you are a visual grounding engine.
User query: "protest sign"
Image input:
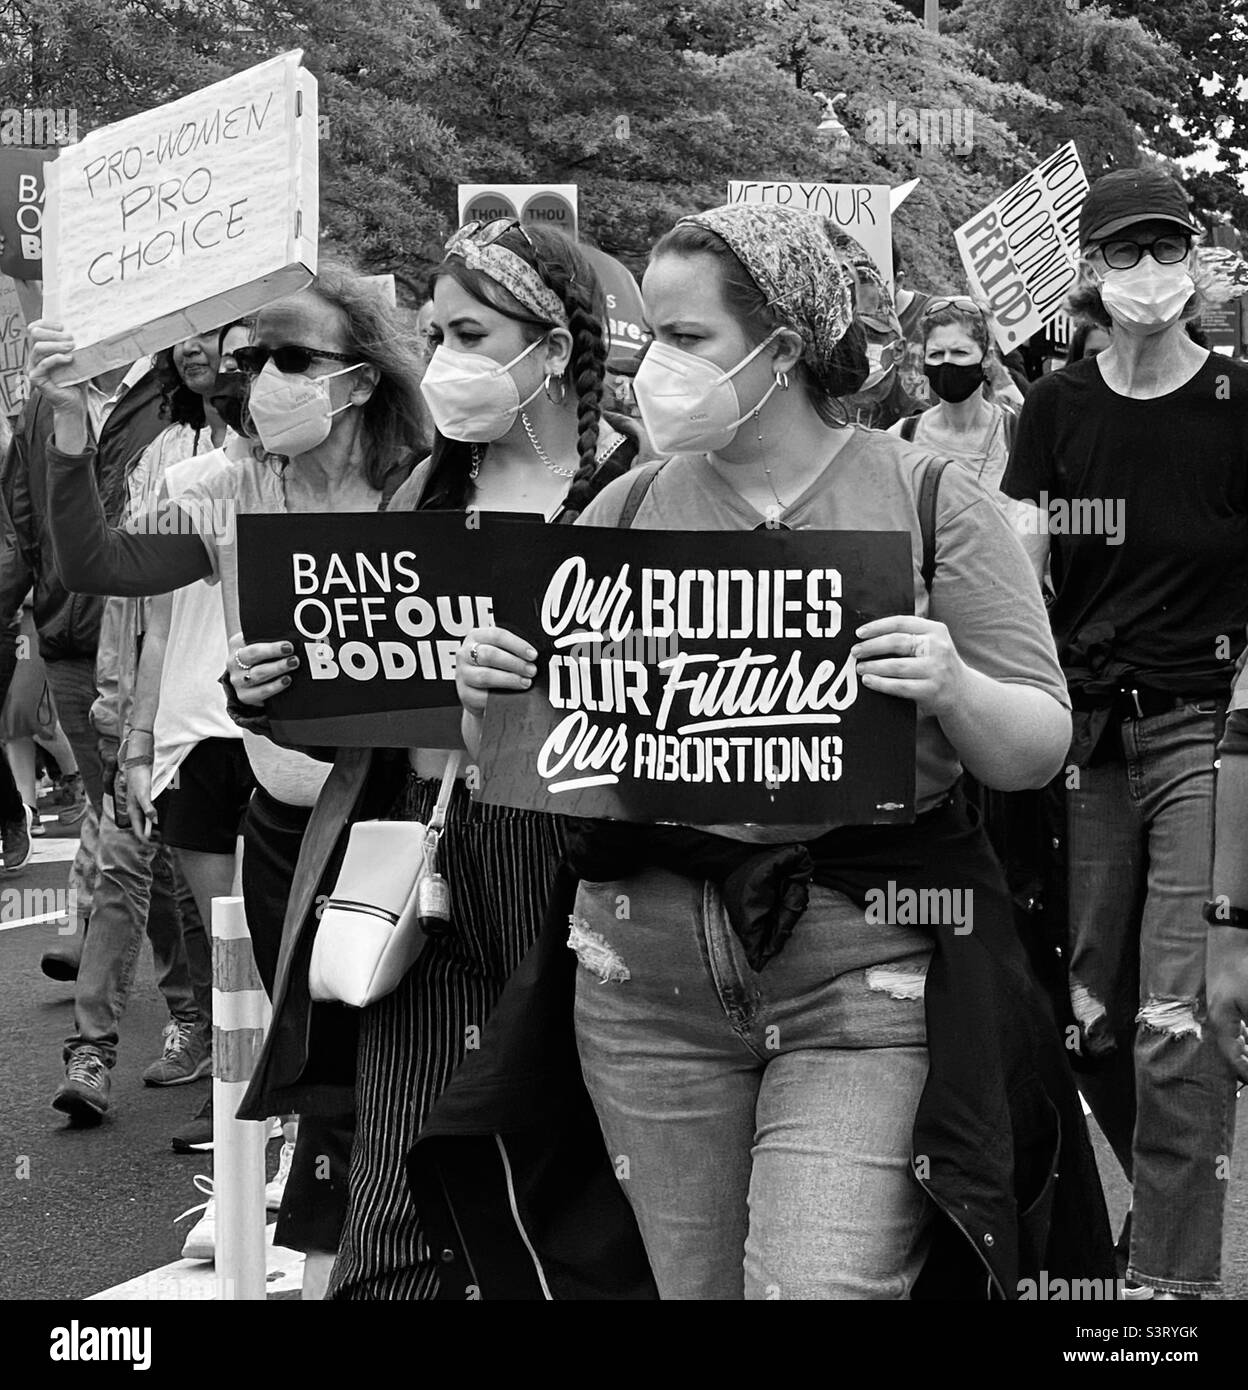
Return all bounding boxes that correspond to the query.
[457,184,578,241]
[954,141,1088,353]
[890,177,920,213]
[0,274,28,416]
[727,181,893,288]
[0,146,57,279]
[476,522,916,825]
[235,510,538,748]
[579,243,648,369]
[44,51,318,385]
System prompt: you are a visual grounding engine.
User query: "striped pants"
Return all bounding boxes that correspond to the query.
[326,773,564,1300]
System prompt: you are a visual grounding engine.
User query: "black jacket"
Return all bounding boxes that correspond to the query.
[0,371,165,668]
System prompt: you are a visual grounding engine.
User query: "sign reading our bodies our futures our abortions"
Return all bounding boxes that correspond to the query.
[235,511,539,749]
[475,521,917,825]
[726,181,894,290]
[954,141,1089,353]
[43,51,318,386]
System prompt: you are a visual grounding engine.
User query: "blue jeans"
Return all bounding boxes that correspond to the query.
[1066,702,1237,1295]
[64,803,210,1069]
[572,869,934,1299]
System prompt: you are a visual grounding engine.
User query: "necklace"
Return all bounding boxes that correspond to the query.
[521,412,576,478]
[469,444,483,480]
[762,461,787,512]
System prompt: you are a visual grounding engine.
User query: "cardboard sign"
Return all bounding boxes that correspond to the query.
[457,184,578,241]
[44,51,318,385]
[0,274,28,416]
[476,522,916,825]
[954,142,1088,353]
[726,181,893,289]
[235,510,542,749]
[0,146,57,279]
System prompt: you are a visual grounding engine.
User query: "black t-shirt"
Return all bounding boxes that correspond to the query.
[1001,352,1248,697]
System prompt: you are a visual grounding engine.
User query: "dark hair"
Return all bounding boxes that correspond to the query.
[648,222,868,425]
[152,346,207,429]
[422,225,620,515]
[1067,321,1110,362]
[299,259,429,490]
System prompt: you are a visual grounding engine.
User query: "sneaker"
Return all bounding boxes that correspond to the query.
[142,1019,211,1087]
[26,803,45,838]
[2,803,32,873]
[52,1050,111,1122]
[265,1141,295,1211]
[54,772,88,826]
[171,1094,213,1153]
[175,1175,216,1261]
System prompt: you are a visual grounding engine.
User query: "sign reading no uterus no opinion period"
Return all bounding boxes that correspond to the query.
[43,50,319,384]
[954,141,1089,353]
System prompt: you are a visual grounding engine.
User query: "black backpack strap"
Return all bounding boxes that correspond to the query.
[919,456,951,593]
[617,459,667,529]
[900,413,919,442]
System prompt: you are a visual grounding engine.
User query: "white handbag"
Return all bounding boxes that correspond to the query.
[308,751,462,1008]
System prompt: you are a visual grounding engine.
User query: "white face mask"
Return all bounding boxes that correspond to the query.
[633,330,783,454]
[247,360,362,456]
[420,338,545,443]
[1098,258,1194,336]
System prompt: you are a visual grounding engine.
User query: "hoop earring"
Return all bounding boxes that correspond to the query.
[776,371,790,390]
[544,373,567,405]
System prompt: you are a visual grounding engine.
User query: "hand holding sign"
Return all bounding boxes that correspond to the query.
[227,631,298,705]
[26,320,89,436]
[455,625,538,726]
[852,615,969,715]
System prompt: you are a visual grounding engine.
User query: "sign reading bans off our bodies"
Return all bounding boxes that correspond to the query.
[235,512,535,749]
[476,523,917,825]
[954,141,1088,353]
[43,50,318,384]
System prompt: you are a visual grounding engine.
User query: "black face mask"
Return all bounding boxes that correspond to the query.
[923,361,985,404]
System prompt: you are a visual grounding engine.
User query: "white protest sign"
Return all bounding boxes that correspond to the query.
[457,185,578,241]
[0,273,28,417]
[727,181,893,289]
[954,141,1088,353]
[45,51,318,384]
[890,177,920,213]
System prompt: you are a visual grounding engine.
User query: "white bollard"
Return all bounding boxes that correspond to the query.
[211,895,271,1301]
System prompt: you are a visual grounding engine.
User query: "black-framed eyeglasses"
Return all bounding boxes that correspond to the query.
[1094,234,1192,270]
[232,344,361,377]
[923,295,983,319]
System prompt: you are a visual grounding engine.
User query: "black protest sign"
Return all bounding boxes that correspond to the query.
[0,146,57,279]
[475,522,917,825]
[236,511,533,748]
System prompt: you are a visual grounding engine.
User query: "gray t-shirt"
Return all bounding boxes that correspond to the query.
[576,428,1068,841]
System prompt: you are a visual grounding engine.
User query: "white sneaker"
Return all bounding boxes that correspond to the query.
[266,1117,283,1143]
[265,1141,295,1211]
[175,1174,216,1261]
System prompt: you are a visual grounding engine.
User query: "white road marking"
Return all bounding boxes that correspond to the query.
[0,910,72,933]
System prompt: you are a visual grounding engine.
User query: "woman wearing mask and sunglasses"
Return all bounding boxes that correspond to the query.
[227,221,642,1301]
[457,205,1114,1299]
[29,263,426,1295]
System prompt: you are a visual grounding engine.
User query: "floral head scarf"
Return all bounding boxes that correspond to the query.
[444,219,570,328]
[677,204,858,381]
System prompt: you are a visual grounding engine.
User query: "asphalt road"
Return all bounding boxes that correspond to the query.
[0,820,1245,1301]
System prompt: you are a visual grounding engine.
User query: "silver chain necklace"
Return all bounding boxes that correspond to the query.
[522,411,576,478]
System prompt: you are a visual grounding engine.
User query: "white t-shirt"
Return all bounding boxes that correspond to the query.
[151,442,251,798]
[175,450,332,808]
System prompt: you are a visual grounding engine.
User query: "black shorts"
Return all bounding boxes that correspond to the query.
[154,737,256,854]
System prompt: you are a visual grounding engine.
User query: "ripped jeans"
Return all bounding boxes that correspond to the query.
[571,869,934,1299]
[1067,701,1237,1295]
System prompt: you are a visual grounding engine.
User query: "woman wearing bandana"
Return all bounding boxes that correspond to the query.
[459,204,1114,1298]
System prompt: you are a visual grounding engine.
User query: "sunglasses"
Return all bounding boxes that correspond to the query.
[923,295,984,319]
[231,344,361,377]
[458,217,536,251]
[1093,234,1192,270]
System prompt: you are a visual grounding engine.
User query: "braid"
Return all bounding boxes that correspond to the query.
[560,300,607,515]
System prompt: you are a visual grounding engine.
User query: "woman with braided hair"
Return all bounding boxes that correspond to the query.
[229,218,643,1300]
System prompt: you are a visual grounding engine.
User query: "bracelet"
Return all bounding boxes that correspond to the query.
[122,754,154,769]
[1202,899,1248,929]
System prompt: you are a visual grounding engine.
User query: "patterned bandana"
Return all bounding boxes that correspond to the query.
[677,204,858,379]
[444,219,570,328]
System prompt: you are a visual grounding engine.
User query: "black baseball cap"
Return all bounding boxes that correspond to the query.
[1079,169,1201,247]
